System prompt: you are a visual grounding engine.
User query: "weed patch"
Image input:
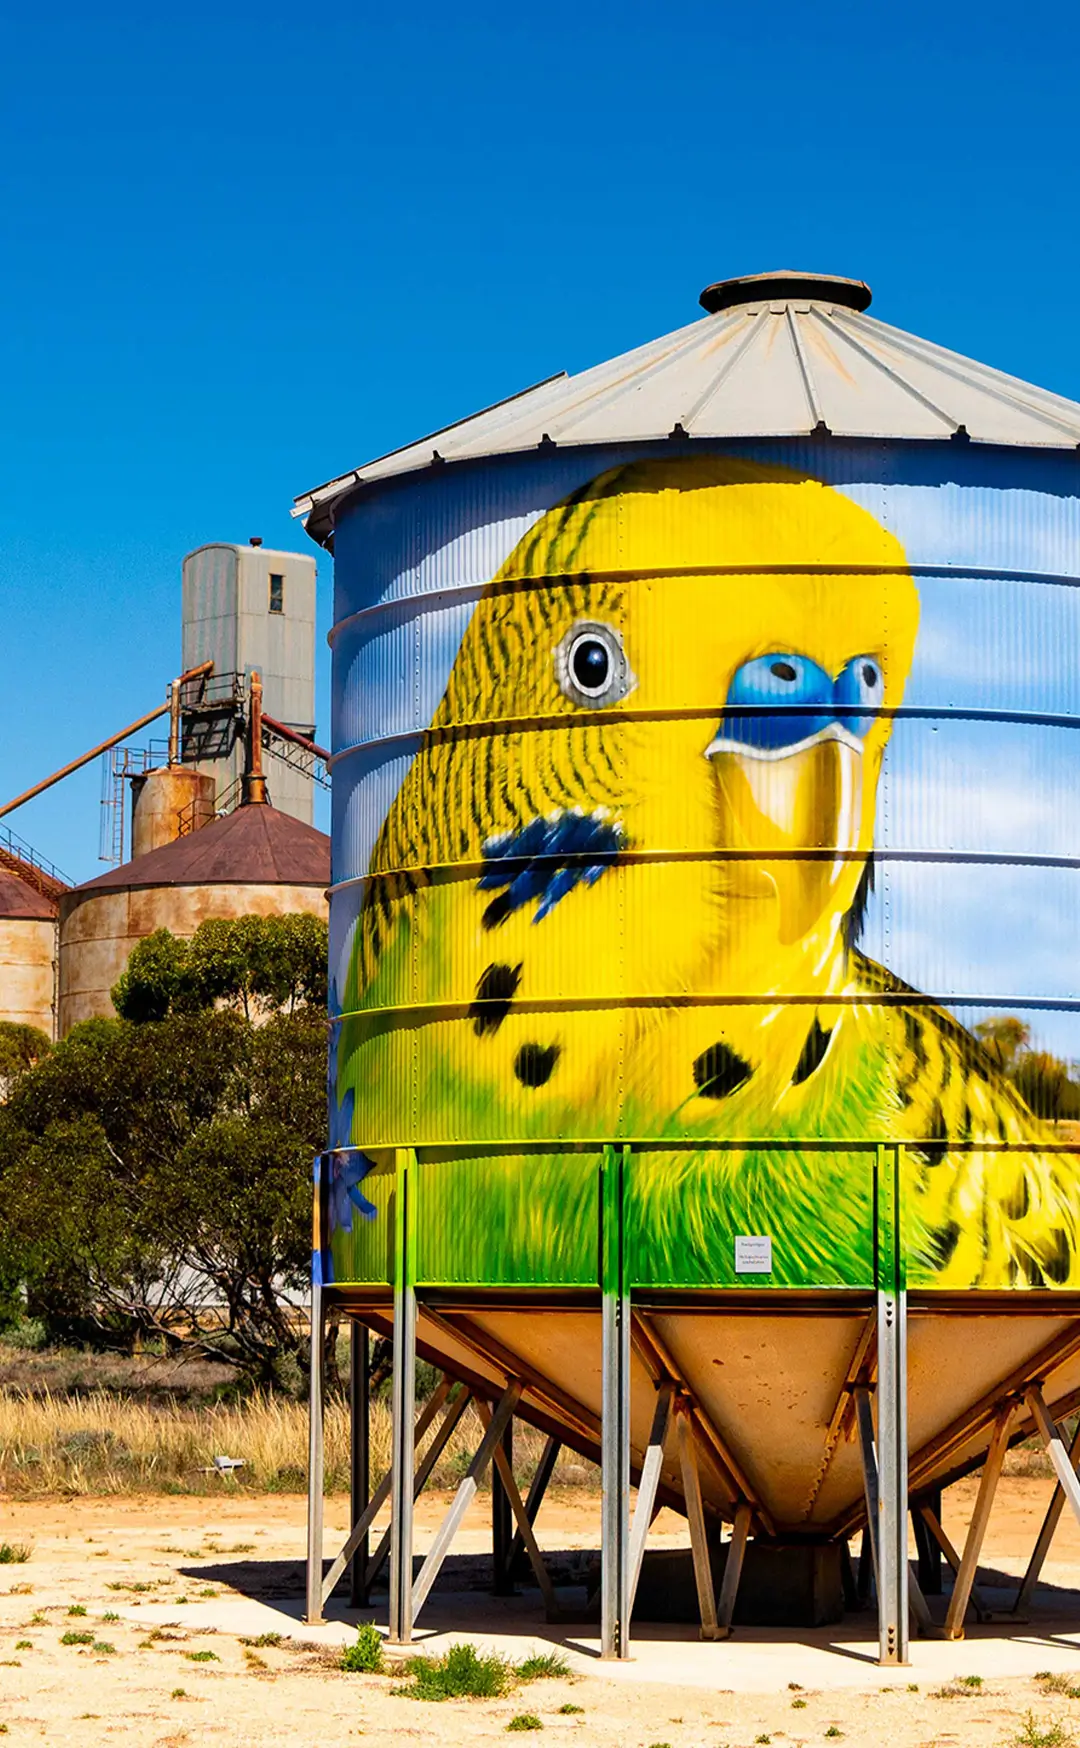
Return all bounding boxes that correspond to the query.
[398,1642,514,1701]
[341,1623,385,1674]
[61,1630,95,1645]
[0,1542,31,1563]
[1014,1715,1075,1748]
[517,1651,571,1682]
[507,1718,542,1733]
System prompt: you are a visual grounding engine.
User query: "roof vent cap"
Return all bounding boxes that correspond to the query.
[699,270,872,315]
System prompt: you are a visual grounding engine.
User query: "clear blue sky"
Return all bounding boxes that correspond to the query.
[2,0,1078,882]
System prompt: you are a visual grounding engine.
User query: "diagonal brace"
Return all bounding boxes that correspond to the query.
[411,1380,522,1624]
[674,1400,720,1641]
[944,1402,1014,1639]
[505,1435,561,1583]
[320,1375,453,1606]
[715,1501,753,1637]
[628,1381,674,1616]
[1012,1411,1080,1616]
[1026,1384,1080,1528]
[917,1501,991,1622]
[364,1383,474,1592]
[855,1385,940,1636]
[476,1400,560,1619]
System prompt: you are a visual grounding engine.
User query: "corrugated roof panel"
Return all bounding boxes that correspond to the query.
[800,310,956,439]
[690,305,817,436]
[294,271,1080,546]
[831,313,1080,447]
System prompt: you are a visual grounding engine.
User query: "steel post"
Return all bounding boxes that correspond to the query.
[388,1149,417,1644]
[305,1274,325,1624]
[876,1285,908,1664]
[600,1145,631,1660]
[349,1321,370,1607]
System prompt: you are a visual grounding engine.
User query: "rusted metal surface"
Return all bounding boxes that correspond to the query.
[130,766,216,859]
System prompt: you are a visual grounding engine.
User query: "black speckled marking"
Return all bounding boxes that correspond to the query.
[692,1040,752,1099]
[514,1042,560,1088]
[792,1017,832,1086]
[469,962,522,1037]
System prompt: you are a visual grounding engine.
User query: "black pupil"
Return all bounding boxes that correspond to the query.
[862,662,878,688]
[573,638,609,690]
[771,660,797,682]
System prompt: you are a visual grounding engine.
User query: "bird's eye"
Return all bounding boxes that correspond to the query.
[555,621,635,709]
[573,637,609,691]
[723,653,834,751]
[835,654,884,735]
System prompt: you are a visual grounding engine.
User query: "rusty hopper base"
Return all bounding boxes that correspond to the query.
[305,1288,1080,1666]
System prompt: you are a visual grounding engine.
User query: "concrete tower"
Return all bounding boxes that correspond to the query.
[181,541,317,824]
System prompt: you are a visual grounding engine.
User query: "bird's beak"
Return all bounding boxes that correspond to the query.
[706,724,865,946]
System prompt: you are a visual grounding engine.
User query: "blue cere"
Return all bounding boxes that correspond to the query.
[721,652,882,750]
[835,654,885,735]
[480,809,626,925]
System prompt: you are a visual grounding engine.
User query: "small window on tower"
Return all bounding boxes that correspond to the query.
[269,573,285,614]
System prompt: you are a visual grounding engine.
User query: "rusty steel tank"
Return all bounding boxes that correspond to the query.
[0,856,63,1036]
[130,764,216,858]
[57,797,329,1032]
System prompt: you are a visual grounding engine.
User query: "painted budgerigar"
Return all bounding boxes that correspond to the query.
[336,455,1080,1290]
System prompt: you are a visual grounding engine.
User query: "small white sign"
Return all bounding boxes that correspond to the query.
[735,1235,773,1274]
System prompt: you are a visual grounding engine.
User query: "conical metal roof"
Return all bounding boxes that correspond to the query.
[67,802,330,896]
[294,270,1080,547]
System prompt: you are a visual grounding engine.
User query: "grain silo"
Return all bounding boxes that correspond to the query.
[58,798,329,1032]
[0,849,65,1037]
[301,270,1080,1664]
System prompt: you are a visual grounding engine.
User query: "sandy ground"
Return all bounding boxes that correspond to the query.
[4,1481,1080,1746]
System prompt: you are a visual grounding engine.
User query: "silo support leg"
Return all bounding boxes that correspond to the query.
[1026,1385,1080,1526]
[304,1279,325,1625]
[674,1403,720,1640]
[349,1322,370,1607]
[716,1502,753,1637]
[506,1435,562,1584]
[363,1382,473,1595]
[943,1402,1014,1639]
[388,1279,417,1643]
[916,1502,991,1621]
[1011,1407,1080,1616]
[876,1288,910,1665]
[627,1383,674,1617]
[600,1285,631,1660]
[410,1381,523,1624]
[320,1375,459,1607]
[477,1400,561,1620]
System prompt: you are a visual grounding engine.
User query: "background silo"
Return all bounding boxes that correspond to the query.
[0,861,62,1037]
[302,269,1080,1659]
[181,541,318,825]
[57,799,329,1032]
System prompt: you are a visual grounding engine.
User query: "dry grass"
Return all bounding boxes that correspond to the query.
[0,1384,596,1498]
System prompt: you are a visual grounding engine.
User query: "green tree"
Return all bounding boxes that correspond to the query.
[111,913,327,1022]
[0,1021,51,1086]
[0,1009,324,1383]
[1012,1050,1080,1123]
[973,1015,1031,1075]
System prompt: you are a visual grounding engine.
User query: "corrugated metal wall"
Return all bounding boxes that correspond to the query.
[327,439,1080,1292]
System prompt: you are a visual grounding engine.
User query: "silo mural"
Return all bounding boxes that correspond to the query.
[303,271,1080,1661]
[326,444,1080,1294]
